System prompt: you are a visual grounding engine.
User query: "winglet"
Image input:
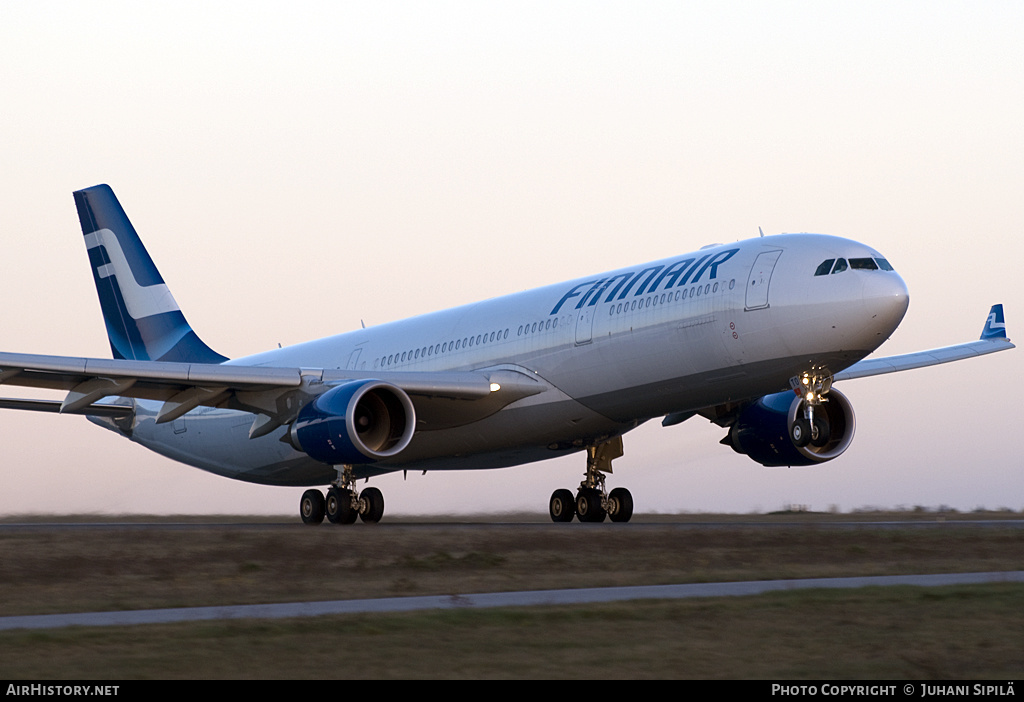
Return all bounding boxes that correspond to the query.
[980,304,1008,340]
[73,184,228,364]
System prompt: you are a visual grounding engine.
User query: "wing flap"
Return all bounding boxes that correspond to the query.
[0,352,304,388]
[0,397,134,417]
[0,352,546,432]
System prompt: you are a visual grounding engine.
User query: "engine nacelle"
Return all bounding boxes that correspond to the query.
[727,388,856,467]
[289,380,416,465]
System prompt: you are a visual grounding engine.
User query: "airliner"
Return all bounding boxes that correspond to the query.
[0,185,1013,524]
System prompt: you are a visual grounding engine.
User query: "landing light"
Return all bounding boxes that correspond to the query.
[490,383,501,392]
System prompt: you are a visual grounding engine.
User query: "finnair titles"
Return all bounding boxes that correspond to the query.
[549,248,738,315]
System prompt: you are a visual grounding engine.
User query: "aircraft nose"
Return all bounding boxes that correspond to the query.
[863,271,910,338]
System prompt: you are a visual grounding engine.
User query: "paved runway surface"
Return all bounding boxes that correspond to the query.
[2,571,1021,631]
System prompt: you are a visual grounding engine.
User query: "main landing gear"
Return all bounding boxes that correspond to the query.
[549,437,634,523]
[300,465,385,525]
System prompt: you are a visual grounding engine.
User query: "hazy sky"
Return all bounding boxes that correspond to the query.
[1,2,1021,516]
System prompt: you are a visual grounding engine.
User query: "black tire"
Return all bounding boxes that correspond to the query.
[607,487,634,523]
[810,416,831,447]
[575,488,606,523]
[359,486,385,524]
[549,489,576,522]
[326,487,357,524]
[300,489,325,525]
[325,487,342,524]
[791,418,811,447]
[340,496,358,524]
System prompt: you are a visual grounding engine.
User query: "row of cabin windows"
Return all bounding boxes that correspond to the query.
[374,328,511,369]
[518,316,560,336]
[372,276,740,369]
[609,278,736,315]
[814,257,894,276]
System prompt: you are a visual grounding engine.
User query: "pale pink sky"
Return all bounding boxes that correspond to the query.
[1,2,1020,515]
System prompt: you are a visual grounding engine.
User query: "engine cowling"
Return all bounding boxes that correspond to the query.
[289,380,416,465]
[727,388,856,467]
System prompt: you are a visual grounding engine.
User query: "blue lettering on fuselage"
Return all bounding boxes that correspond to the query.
[589,272,635,307]
[614,265,665,300]
[548,248,739,315]
[550,280,600,315]
[690,249,738,283]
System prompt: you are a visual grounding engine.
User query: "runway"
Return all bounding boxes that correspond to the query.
[2,517,1023,532]
[2,570,1021,631]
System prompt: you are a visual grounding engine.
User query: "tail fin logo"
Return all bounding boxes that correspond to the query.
[84,229,180,320]
[74,184,227,364]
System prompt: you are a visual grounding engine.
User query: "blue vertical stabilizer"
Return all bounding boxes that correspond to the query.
[73,184,228,363]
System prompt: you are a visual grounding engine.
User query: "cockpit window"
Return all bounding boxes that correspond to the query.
[816,256,893,276]
[849,258,879,270]
[814,259,835,276]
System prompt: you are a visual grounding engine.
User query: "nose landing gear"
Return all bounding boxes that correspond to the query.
[790,368,834,448]
[548,436,634,523]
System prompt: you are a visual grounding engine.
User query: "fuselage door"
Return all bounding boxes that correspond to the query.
[575,305,595,345]
[346,348,363,370]
[745,250,783,311]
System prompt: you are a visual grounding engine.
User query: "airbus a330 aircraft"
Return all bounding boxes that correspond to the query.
[0,185,1014,524]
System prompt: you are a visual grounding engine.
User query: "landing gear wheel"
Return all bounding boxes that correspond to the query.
[791,418,811,447]
[607,487,634,523]
[359,486,385,524]
[326,487,357,524]
[300,489,325,525]
[576,487,607,523]
[549,489,576,523]
[810,416,831,448]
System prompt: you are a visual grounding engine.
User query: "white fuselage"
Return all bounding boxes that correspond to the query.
[112,233,910,486]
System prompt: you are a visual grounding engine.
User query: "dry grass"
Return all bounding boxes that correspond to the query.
[0,585,1021,679]
[0,514,1021,679]
[0,514,1021,617]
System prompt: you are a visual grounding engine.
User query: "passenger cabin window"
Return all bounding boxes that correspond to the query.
[849,258,878,270]
[814,259,835,276]
[831,258,848,274]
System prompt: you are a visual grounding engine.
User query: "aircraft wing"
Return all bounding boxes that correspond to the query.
[0,351,545,437]
[665,304,1013,430]
[833,304,1013,381]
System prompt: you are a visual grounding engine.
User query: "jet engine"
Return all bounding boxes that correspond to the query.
[726,388,856,467]
[289,380,416,465]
